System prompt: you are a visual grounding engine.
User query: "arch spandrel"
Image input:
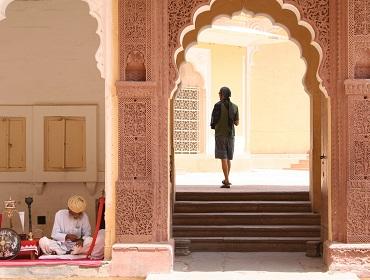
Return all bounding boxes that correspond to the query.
[168,0,330,97]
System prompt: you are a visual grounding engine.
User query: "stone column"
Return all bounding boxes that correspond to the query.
[325,80,370,275]
[324,0,370,274]
[110,0,173,277]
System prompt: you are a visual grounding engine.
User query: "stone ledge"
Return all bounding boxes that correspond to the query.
[345,79,370,95]
[325,241,370,277]
[110,242,174,277]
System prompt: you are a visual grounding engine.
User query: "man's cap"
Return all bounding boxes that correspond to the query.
[67,195,87,213]
[219,87,231,98]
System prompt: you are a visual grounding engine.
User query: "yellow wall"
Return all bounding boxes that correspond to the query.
[249,42,309,154]
[199,43,245,136]
[0,0,104,236]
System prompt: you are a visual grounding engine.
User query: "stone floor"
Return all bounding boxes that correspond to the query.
[0,253,362,280]
[146,252,360,280]
[176,169,309,186]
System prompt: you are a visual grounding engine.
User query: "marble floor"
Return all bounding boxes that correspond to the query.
[176,169,309,187]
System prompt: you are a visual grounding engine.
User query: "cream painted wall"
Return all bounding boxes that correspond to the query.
[249,42,309,153]
[0,0,104,234]
[176,41,309,172]
[199,43,244,139]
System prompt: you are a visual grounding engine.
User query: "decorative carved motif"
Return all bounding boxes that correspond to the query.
[348,95,370,181]
[347,181,370,242]
[168,0,330,91]
[345,79,370,95]
[119,0,152,81]
[116,181,154,242]
[284,0,330,84]
[168,0,209,85]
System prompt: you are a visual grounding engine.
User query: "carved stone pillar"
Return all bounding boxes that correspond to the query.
[324,0,370,274]
[111,0,172,277]
[325,80,370,275]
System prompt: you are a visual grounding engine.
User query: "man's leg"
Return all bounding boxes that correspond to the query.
[221,159,230,184]
[91,229,105,259]
[39,236,67,255]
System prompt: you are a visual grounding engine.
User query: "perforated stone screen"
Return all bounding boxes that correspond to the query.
[174,87,200,154]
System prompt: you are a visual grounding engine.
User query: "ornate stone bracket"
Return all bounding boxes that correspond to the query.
[0,0,105,78]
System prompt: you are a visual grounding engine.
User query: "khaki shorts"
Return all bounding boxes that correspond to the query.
[215,136,235,160]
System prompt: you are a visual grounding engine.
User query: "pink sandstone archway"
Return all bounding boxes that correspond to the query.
[168,0,329,216]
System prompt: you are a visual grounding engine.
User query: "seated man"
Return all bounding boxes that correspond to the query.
[39,195,104,259]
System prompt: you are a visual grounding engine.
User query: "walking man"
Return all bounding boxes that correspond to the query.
[210,87,239,188]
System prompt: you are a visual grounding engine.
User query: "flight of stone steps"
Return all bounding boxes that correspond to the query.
[173,189,321,255]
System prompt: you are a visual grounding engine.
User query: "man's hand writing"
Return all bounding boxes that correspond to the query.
[75,239,84,247]
[65,234,79,242]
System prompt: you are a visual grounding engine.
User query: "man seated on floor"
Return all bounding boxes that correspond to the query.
[39,195,104,259]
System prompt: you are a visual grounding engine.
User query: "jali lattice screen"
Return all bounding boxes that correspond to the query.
[174,87,200,154]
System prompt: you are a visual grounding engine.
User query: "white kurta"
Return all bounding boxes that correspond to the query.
[39,209,92,255]
[51,209,91,246]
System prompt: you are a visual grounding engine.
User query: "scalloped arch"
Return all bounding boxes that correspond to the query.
[0,0,105,78]
[173,0,326,98]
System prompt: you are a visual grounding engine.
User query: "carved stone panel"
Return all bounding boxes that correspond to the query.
[347,80,370,242]
[115,82,167,242]
[116,181,154,242]
[347,181,370,242]
[348,1,370,78]
[348,94,370,181]
[118,93,152,180]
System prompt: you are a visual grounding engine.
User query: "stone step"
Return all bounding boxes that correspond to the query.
[286,159,310,170]
[176,191,309,202]
[174,201,312,213]
[179,237,321,252]
[173,225,321,237]
[173,212,320,226]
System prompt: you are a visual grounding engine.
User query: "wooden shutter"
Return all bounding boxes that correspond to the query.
[8,118,26,169]
[64,118,85,169]
[44,117,65,170]
[0,118,9,169]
